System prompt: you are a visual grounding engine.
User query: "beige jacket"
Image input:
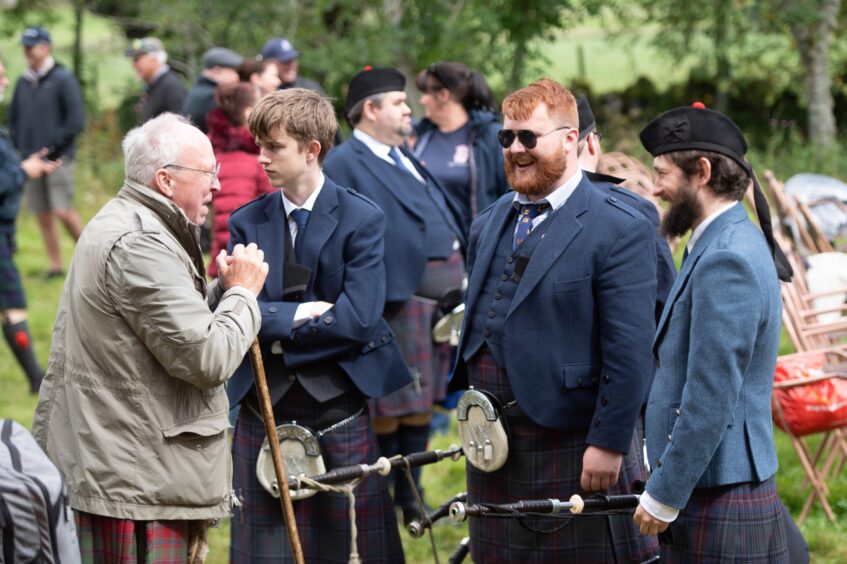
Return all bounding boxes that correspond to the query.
[32,180,261,521]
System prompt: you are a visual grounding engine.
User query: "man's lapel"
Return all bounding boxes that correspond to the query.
[299,179,339,278]
[258,192,286,301]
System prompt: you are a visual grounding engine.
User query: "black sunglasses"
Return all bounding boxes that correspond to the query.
[497,125,571,149]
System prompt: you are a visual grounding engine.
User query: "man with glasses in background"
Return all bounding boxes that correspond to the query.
[33,112,268,563]
[447,78,659,562]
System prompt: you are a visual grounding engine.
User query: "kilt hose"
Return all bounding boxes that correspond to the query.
[75,511,207,564]
[466,346,659,564]
[0,231,26,309]
[371,249,465,416]
[660,477,789,563]
[230,382,404,563]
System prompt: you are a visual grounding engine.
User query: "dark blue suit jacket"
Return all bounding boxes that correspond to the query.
[449,175,658,453]
[323,136,466,302]
[226,178,411,406]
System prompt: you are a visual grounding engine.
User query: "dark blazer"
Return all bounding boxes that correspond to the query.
[449,175,658,454]
[323,136,466,302]
[226,178,411,406]
[645,203,781,509]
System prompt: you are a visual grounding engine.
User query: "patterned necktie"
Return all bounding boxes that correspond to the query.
[513,202,551,250]
[290,208,310,264]
[388,146,417,178]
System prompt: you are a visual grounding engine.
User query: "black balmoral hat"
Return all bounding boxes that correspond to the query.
[576,95,596,141]
[344,66,406,118]
[640,103,792,282]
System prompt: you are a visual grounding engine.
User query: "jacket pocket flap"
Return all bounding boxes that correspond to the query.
[162,413,229,438]
[562,362,600,389]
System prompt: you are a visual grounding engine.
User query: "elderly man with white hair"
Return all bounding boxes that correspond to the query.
[33,113,268,563]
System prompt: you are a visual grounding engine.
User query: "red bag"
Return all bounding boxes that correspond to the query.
[772,352,847,437]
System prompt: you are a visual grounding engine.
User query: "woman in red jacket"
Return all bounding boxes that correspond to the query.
[206,81,274,276]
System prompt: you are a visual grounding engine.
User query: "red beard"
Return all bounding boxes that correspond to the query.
[504,143,567,197]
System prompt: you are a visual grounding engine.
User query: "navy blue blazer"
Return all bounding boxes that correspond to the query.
[323,136,466,302]
[586,171,676,325]
[645,203,782,509]
[449,176,658,453]
[226,178,411,406]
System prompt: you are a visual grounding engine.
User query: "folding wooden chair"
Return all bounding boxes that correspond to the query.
[772,347,847,523]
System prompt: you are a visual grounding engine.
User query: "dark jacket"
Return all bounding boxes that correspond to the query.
[140,68,186,123]
[0,129,27,231]
[450,175,657,453]
[415,109,509,224]
[226,179,411,406]
[9,63,84,159]
[181,75,217,133]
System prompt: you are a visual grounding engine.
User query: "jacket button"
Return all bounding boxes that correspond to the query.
[483,329,491,338]
[577,377,584,385]
[500,274,508,281]
[601,397,608,406]
[289,374,296,382]
[368,341,376,348]
[309,327,318,336]
[324,315,334,324]
[603,374,611,384]
[656,459,662,468]
[668,434,673,441]
[381,335,389,343]
[268,306,278,314]
[494,293,502,300]
[610,196,618,203]
[675,408,681,416]
[506,256,513,264]
[487,311,495,319]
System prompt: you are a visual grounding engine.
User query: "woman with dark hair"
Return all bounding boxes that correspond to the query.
[414,61,509,231]
[206,81,274,276]
[238,57,281,97]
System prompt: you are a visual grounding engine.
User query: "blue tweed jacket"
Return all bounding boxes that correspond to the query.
[645,203,782,509]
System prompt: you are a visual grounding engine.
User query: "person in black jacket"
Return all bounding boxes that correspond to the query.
[125,37,186,124]
[1,58,61,391]
[413,62,509,235]
[9,26,84,278]
[182,47,243,133]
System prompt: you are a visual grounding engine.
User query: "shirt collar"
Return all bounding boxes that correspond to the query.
[353,128,393,160]
[686,200,738,253]
[281,173,325,216]
[513,169,584,211]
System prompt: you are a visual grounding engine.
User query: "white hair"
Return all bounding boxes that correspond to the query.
[153,50,168,65]
[122,113,191,186]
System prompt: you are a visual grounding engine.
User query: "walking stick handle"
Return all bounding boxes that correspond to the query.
[249,338,305,564]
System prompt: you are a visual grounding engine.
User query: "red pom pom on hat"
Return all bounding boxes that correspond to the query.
[363,65,373,71]
[691,101,706,109]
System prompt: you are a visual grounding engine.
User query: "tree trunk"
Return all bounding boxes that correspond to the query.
[789,0,840,146]
[73,1,84,87]
[713,0,731,113]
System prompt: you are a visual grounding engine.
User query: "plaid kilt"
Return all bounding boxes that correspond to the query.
[465,347,659,564]
[75,511,198,564]
[660,477,788,563]
[231,383,404,563]
[0,231,26,310]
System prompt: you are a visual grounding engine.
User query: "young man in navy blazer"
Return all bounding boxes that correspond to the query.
[226,88,409,563]
[448,78,659,562]
[633,105,791,562]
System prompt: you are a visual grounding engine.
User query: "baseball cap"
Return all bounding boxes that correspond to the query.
[260,38,299,63]
[21,26,51,47]
[125,37,165,58]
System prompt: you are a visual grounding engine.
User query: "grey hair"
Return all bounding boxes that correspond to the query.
[122,112,191,186]
[153,50,168,65]
[347,92,387,126]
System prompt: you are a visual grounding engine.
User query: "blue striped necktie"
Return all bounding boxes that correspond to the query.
[290,208,310,263]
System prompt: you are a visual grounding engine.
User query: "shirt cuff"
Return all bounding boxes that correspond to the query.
[640,491,679,523]
[293,302,314,328]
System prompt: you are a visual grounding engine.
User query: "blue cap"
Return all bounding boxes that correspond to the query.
[260,38,299,63]
[21,26,51,47]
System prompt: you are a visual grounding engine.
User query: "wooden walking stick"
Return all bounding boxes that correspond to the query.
[248,338,305,564]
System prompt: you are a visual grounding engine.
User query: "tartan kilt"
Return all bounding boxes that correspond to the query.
[466,347,659,564]
[371,250,464,416]
[660,477,788,564]
[0,231,26,310]
[230,383,404,563]
[75,511,196,564]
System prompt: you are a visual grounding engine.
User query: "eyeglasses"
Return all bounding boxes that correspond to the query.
[497,126,572,149]
[165,162,221,183]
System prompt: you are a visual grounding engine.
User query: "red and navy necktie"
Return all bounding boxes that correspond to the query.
[513,202,550,250]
